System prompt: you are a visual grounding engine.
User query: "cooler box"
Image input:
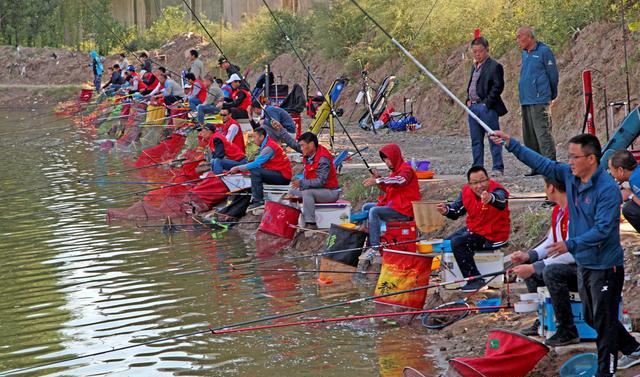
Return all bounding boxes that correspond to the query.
[380,221,417,252]
[300,200,351,229]
[536,287,621,340]
[264,184,290,202]
[442,251,504,289]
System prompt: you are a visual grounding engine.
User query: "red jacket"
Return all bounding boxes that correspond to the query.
[231,88,252,111]
[209,131,245,161]
[262,137,292,180]
[222,118,245,153]
[304,145,339,189]
[462,180,510,242]
[375,144,420,217]
[194,80,207,104]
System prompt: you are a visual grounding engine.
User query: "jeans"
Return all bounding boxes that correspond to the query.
[362,202,411,247]
[525,263,579,336]
[468,103,503,172]
[522,104,556,161]
[212,157,247,175]
[622,199,640,233]
[578,266,639,377]
[197,103,219,124]
[94,75,102,92]
[289,188,341,223]
[188,97,202,111]
[250,168,290,202]
[105,84,121,96]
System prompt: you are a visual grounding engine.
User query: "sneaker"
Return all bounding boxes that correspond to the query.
[520,319,540,336]
[490,170,504,178]
[247,201,265,211]
[618,346,640,370]
[544,331,580,347]
[359,248,379,262]
[459,278,487,292]
[523,170,539,177]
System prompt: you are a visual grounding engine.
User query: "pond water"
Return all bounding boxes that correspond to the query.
[0,111,436,376]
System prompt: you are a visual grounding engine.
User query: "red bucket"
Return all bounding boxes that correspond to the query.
[79,88,93,103]
[258,201,301,239]
[381,221,417,252]
[374,249,433,309]
[290,112,302,138]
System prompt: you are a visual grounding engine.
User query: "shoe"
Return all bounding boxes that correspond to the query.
[544,331,580,347]
[618,346,640,370]
[357,248,380,273]
[459,278,487,292]
[520,319,540,336]
[304,222,318,230]
[490,170,504,178]
[523,171,539,177]
[359,247,379,262]
[247,201,265,211]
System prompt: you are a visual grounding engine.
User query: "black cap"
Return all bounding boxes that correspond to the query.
[218,57,228,66]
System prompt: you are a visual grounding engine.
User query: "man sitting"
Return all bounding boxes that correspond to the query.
[608,150,640,233]
[219,110,245,154]
[228,128,292,210]
[510,177,579,346]
[437,166,510,292]
[357,144,421,270]
[222,73,251,119]
[196,75,224,127]
[283,132,341,230]
[199,124,247,175]
[185,72,207,111]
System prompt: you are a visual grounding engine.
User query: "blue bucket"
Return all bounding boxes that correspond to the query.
[559,353,597,377]
[350,210,369,223]
[476,298,501,313]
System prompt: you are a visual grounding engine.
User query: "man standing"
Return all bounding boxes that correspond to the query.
[218,57,249,90]
[516,26,559,176]
[139,51,152,75]
[189,50,205,81]
[490,131,640,376]
[436,166,510,292]
[466,36,507,176]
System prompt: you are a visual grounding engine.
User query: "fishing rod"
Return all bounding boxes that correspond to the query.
[229,237,426,269]
[259,0,374,173]
[78,180,176,185]
[347,0,496,136]
[0,268,507,376]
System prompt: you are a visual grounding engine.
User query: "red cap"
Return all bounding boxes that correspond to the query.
[474,28,481,39]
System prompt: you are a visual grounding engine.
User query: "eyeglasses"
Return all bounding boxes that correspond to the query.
[568,154,593,161]
[220,113,229,117]
[469,178,489,185]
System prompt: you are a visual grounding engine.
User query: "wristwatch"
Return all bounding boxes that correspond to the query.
[628,193,635,202]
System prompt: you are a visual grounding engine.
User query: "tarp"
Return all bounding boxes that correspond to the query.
[449,329,549,377]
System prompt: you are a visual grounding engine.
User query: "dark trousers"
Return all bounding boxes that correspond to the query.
[525,263,579,336]
[164,95,182,106]
[622,199,640,233]
[250,168,290,202]
[468,103,504,172]
[578,266,639,377]
[447,227,490,278]
[521,104,556,161]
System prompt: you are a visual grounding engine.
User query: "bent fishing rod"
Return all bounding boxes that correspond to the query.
[0,268,507,376]
[259,0,374,173]
[347,0,496,136]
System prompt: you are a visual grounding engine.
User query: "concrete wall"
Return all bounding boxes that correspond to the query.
[110,0,327,31]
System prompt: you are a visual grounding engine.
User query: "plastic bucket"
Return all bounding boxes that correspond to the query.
[258,201,301,239]
[374,249,433,309]
[79,88,93,103]
[415,160,430,171]
[412,201,445,233]
[559,353,598,377]
[145,104,165,125]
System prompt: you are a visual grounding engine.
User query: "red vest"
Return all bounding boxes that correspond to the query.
[131,72,146,92]
[304,145,339,189]
[376,166,421,217]
[262,137,292,180]
[209,132,245,161]
[222,119,245,153]
[232,88,252,111]
[462,180,510,242]
[194,80,208,104]
[551,204,569,242]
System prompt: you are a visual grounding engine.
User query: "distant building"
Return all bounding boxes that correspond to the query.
[110,0,328,32]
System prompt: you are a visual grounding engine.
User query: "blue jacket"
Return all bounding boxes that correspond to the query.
[264,105,296,133]
[518,42,559,106]
[506,139,623,269]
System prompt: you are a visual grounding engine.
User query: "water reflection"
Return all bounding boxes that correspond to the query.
[0,112,434,376]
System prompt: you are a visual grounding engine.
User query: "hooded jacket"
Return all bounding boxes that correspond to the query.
[90,51,103,76]
[375,144,420,217]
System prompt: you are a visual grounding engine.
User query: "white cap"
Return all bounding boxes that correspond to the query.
[226,73,242,83]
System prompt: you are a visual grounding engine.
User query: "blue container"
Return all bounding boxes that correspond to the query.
[559,353,597,377]
[476,298,501,313]
[350,210,369,223]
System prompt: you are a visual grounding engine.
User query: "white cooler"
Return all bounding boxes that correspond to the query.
[299,200,351,229]
[442,251,505,289]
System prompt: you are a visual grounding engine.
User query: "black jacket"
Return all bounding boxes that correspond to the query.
[466,57,508,117]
